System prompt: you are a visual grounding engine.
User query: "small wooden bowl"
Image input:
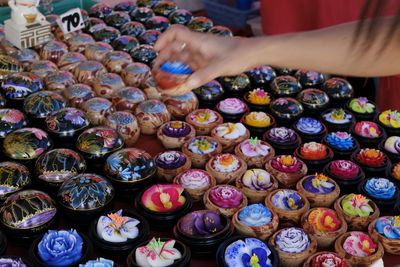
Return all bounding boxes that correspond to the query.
[142,77,163,101]
[334,194,380,231]
[134,100,171,135]
[232,206,279,240]
[205,155,247,184]
[162,92,199,120]
[265,157,308,188]
[157,121,196,150]
[203,185,248,217]
[368,216,400,255]
[155,151,191,183]
[301,208,348,249]
[268,228,317,267]
[234,140,275,168]
[265,189,310,226]
[182,136,222,169]
[334,231,384,266]
[104,112,140,147]
[302,251,350,267]
[211,125,250,153]
[296,175,340,208]
[236,172,279,204]
[173,170,216,202]
[185,109,223,136]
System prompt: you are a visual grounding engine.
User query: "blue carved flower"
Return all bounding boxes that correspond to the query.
[38,229,83,267]
[242,247,269,267]
[365,178,396,199]
[326,132,355,150]
[271,190,303,210]
[79,258,114,267]
[225,238,272,267]
[238,204,272,227]
[295,117,323,135]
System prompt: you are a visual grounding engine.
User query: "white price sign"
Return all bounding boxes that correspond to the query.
[57,8,85,34]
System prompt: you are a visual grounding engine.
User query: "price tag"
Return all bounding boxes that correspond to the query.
[57,8,85,34]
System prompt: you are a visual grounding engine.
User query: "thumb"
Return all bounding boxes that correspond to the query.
[185,61,225,90]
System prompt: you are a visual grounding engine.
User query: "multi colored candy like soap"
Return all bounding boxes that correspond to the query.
[38,229,83,267]
[271,155,302,173]
[379,110,400,128]
[364,178,396,199]
[272,190,303,210]
[209,186,243,209]
[141,184,186,212]
[224,238,272,267]
[242,169,273,191]
[247,89,271,105]
[308,208,341,232]
[384,136,400,154]
[188,137,217,154]
[155,151,186,170]
[154,61,193,90]
[341,194,373,217]
[295,117,323,135]
[266,127,297,144]
[302,173,335,194]
[275,227,310,253]
[329,160,360,179]
[178,169,211,189]
[238,204,272,227]
[189,109,218,125]
[354,121,381,138]
[375,216,400,239]
[326,132,355,150]
[240,137,270,157]
[310,253,348,267]
[97,209,140,243]
[244,112,272,127]
[215,123,247,140]
[178,210,223,236]
[349,97,375,114]
[135,238,182,266]
[356,149,386,166]
[343,232,377,257]
[299,142,328,160]
[212,154,240,173]
[217,98,247,115]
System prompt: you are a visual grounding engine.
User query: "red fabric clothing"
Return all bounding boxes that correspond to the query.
[260,0,399,34]
[377,75,400,110]
[260,0,400,110]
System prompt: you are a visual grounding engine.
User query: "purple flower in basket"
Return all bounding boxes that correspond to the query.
[178,210,224,237]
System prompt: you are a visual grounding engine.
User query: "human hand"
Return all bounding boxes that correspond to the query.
[154,25,257,96]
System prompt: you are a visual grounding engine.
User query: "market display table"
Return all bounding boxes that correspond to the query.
[2,133,399,266]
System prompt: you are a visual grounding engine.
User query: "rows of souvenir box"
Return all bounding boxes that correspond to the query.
[0,0,398,266]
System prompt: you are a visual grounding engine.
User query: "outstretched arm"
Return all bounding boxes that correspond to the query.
[154,16,400,95]
[251,16,400,77]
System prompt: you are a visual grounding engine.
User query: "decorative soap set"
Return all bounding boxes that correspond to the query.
[0,0,399,266]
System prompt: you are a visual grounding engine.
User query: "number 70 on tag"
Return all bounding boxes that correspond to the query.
[57,8,85,34]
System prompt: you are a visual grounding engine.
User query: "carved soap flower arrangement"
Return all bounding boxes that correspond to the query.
[96,209,140,243]
[141,184,186,212]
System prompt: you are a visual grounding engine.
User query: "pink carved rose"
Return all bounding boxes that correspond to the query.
[209,186,243,209]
